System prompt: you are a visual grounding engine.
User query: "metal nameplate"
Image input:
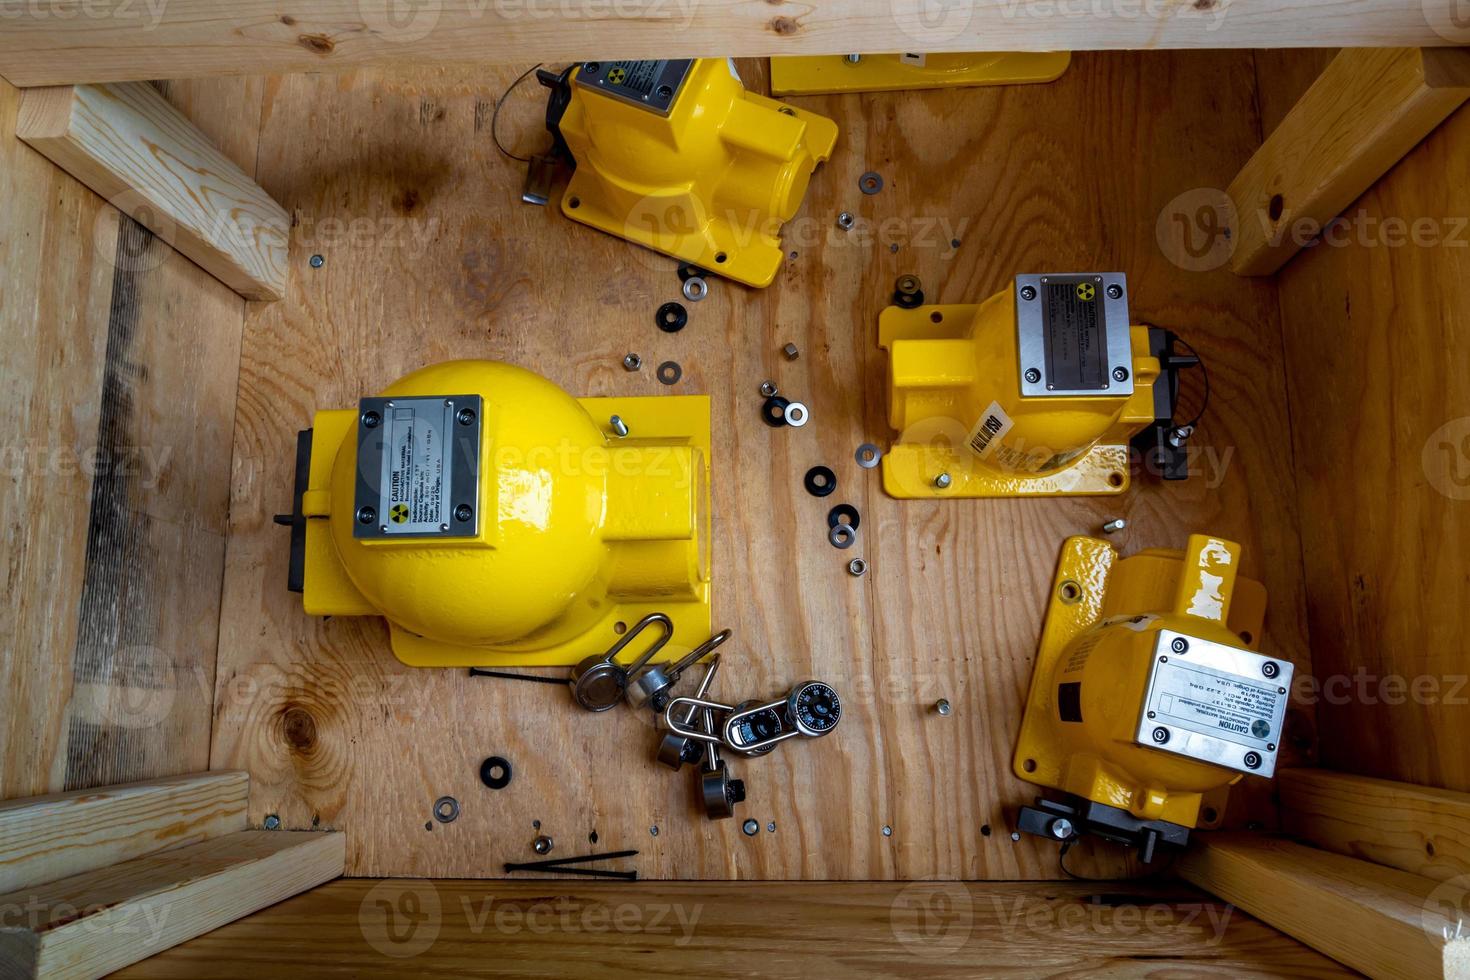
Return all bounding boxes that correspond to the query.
[575,60,693,115]
[353,395,481,540]
[1015,272,1135,398]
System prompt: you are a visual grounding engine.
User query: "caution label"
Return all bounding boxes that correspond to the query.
[1148,659,1282,747]
[381,399,451,534]
[1043,278,1107,391]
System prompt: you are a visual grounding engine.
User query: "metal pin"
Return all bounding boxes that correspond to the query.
[610,415,629,438]
[934,473,952,489]
[1102,518,1126,534]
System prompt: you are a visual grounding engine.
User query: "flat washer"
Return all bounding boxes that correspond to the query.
[859,171,884,195]
[682,277,708,303]
[480,756,513,789]
[828,523,857,549]
[855,443,882,468]
[432,796,460,824]
[827,503,860,531]
[804,465,837,497]
[783,401,809,427]
[656,302,688,333]
[762,395,791,428]
[657,361,683,386]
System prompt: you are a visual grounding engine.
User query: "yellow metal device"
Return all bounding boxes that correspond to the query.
[542,59,838,287]
[879,273,1192,498]
[770,53,1071,95]
[281,360,711,668]
[1013,533,1290,862]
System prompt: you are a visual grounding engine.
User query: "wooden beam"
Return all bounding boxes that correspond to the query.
[15,82,287,301]
[0,3,1457,87]
[0,773,247,895]
[1178,834,1470,980]
[1229,48,1470,276]
[0,830,344,980]
[1280,769,1470,884]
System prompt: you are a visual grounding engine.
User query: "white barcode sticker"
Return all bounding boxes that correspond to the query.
[965,401,1014,460]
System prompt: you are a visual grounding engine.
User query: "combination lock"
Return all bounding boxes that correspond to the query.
[663,680,843,756]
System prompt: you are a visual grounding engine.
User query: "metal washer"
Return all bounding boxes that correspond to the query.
[783,401,809,427]
[432,796,461,824]
[829,523,857,549]
[682,277,708,302]
[657,361,683,386]
[855,443,882,468]
[859,171,884,195]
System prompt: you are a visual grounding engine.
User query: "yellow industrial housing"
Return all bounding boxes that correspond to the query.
[541,59,838,287]
[1012,533,1291,862]
[879,273,1197,498]
[280,360,711,668]
[770,53,1070,95]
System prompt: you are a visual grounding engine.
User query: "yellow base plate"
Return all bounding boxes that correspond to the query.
[882,443,1130,498]
[770,53,1071,95]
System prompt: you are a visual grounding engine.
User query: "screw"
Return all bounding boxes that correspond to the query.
[1101,518,1126,534]
[610,415,629,438]
[1011,831,1022,842]
[454,503,473,522]
[308,254,324,268]
[935,699,952,716]
[934,473,952,489]
[356,506,376,525]
[263,814,281,830]
[623,353,642,371]
[1243,751,1263,770]
[847,557,867,576]
[1147,710,1157,719]
[882,825,893,837]
[760,380,778,397]
[1262,661,1280,679]
[1024,368,1042,384]
[1152,726,1170,744]
[1107,283,1123,299]
[362,410,381,428]
[837,211,855,231]
[845,53,862,63]
[533,835,554,855]
[742,819,759,837]
[1050,818,1074,840]
[1112,366,1130,383]
[1020,284,1037,301]
[782,343,800,361]
[1171,637,1189,654]
[456,407,476,426]
[649,825,659,837]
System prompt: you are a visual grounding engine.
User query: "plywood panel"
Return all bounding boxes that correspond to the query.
[1255,59,1470,791]
[210,54,1311,879]
[115,879,1351,978]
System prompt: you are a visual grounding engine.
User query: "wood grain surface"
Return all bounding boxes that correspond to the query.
[115,878,1352,978]
[208,54,1314,880]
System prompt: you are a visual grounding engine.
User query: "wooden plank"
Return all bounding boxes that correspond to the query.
[1252,56,1470,792]
[0,772,247,894]
[0,0,1457,87]
[1178,834,1470,980]
[1280,769,1470,884]
[1230,48,1470,276]
[0,830,344,980]
[16,82,287,301]
[114,879,1351,977]
[208,53,1311,880]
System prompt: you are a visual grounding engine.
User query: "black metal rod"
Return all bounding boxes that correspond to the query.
[503,865,638,881]
[468,668,569,686]
[503,849,639,870]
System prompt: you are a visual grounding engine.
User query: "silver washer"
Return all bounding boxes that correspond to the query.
[855,443,882,468]
[432,796,460,824]
[682,277,708,303]
[783,401,809,427]
[829,523,856,550]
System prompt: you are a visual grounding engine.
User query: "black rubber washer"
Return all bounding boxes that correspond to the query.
[677,263,711,281]
[804,465,837,497]
[893,288,925,309]
[480,756,512,789]
[827,502,861,531]
[656,302,688,333]
[761,396,791,428]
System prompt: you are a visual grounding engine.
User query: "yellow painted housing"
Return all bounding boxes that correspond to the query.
[1013,534,1270,829]
[557,59,838,287]
[770,53,1071,95]
[878,284,1160,498]
[300,360,711,668]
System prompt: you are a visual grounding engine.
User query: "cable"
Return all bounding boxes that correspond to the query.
[1171,336,1210,431]
[1057,838,1180,882]
[492,63,546,163]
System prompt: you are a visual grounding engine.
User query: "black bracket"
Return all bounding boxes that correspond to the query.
[1015,794,1191,864]
[1130,327,1201,481]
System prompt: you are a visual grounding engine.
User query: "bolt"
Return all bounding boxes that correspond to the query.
[533,835,554,855]
[782,342,800,361]
[1050,818,1074,840]
[623,352,642,371]
[610,415,629,438]
[1107,283,1123,299]
[1171,637,1189,654]
[846,53,862,63]
[934,473,952,490]
[1024,367,1042,384]
[356,506,376,525]
[456,407,476,426]
[1011,831,1022,842]
[742,819,759,837]
[362,410,381,428]
[760,380,778,397]
[1243,751,1263,770]
[1147,710,1157,719]
[308,254,324,269]
[1101,518,1126,534]
[1112,366,1130,383]
[1152,726,1170,744]
[263,814,281,830]
[1262,661,1280,679]
[1020,284,1037,301]
[837,211,855,231]
[454,503,473,522]
[935,698,952,716]
[882,825,893,837]
[1168,425,1195,449]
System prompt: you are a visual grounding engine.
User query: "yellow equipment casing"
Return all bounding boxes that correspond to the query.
[552,59,838,287]
[1014,534,1286,834]
[770,53,1071,95]
[296,360,711,668]
[879,274,1161,498]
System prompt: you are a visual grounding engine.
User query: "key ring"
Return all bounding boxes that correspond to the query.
[569,613,673,712]
[626,628,731,712]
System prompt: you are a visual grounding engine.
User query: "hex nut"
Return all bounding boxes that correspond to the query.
[836,212,856,231]
[760,380,779,398]
[623,353,642,371]
[847,557,867,576]
[782,342,800,360]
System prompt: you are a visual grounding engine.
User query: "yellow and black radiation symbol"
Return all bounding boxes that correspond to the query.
[606,67,627,86]
[390,503,410,524]
[1075,282,1096,302]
